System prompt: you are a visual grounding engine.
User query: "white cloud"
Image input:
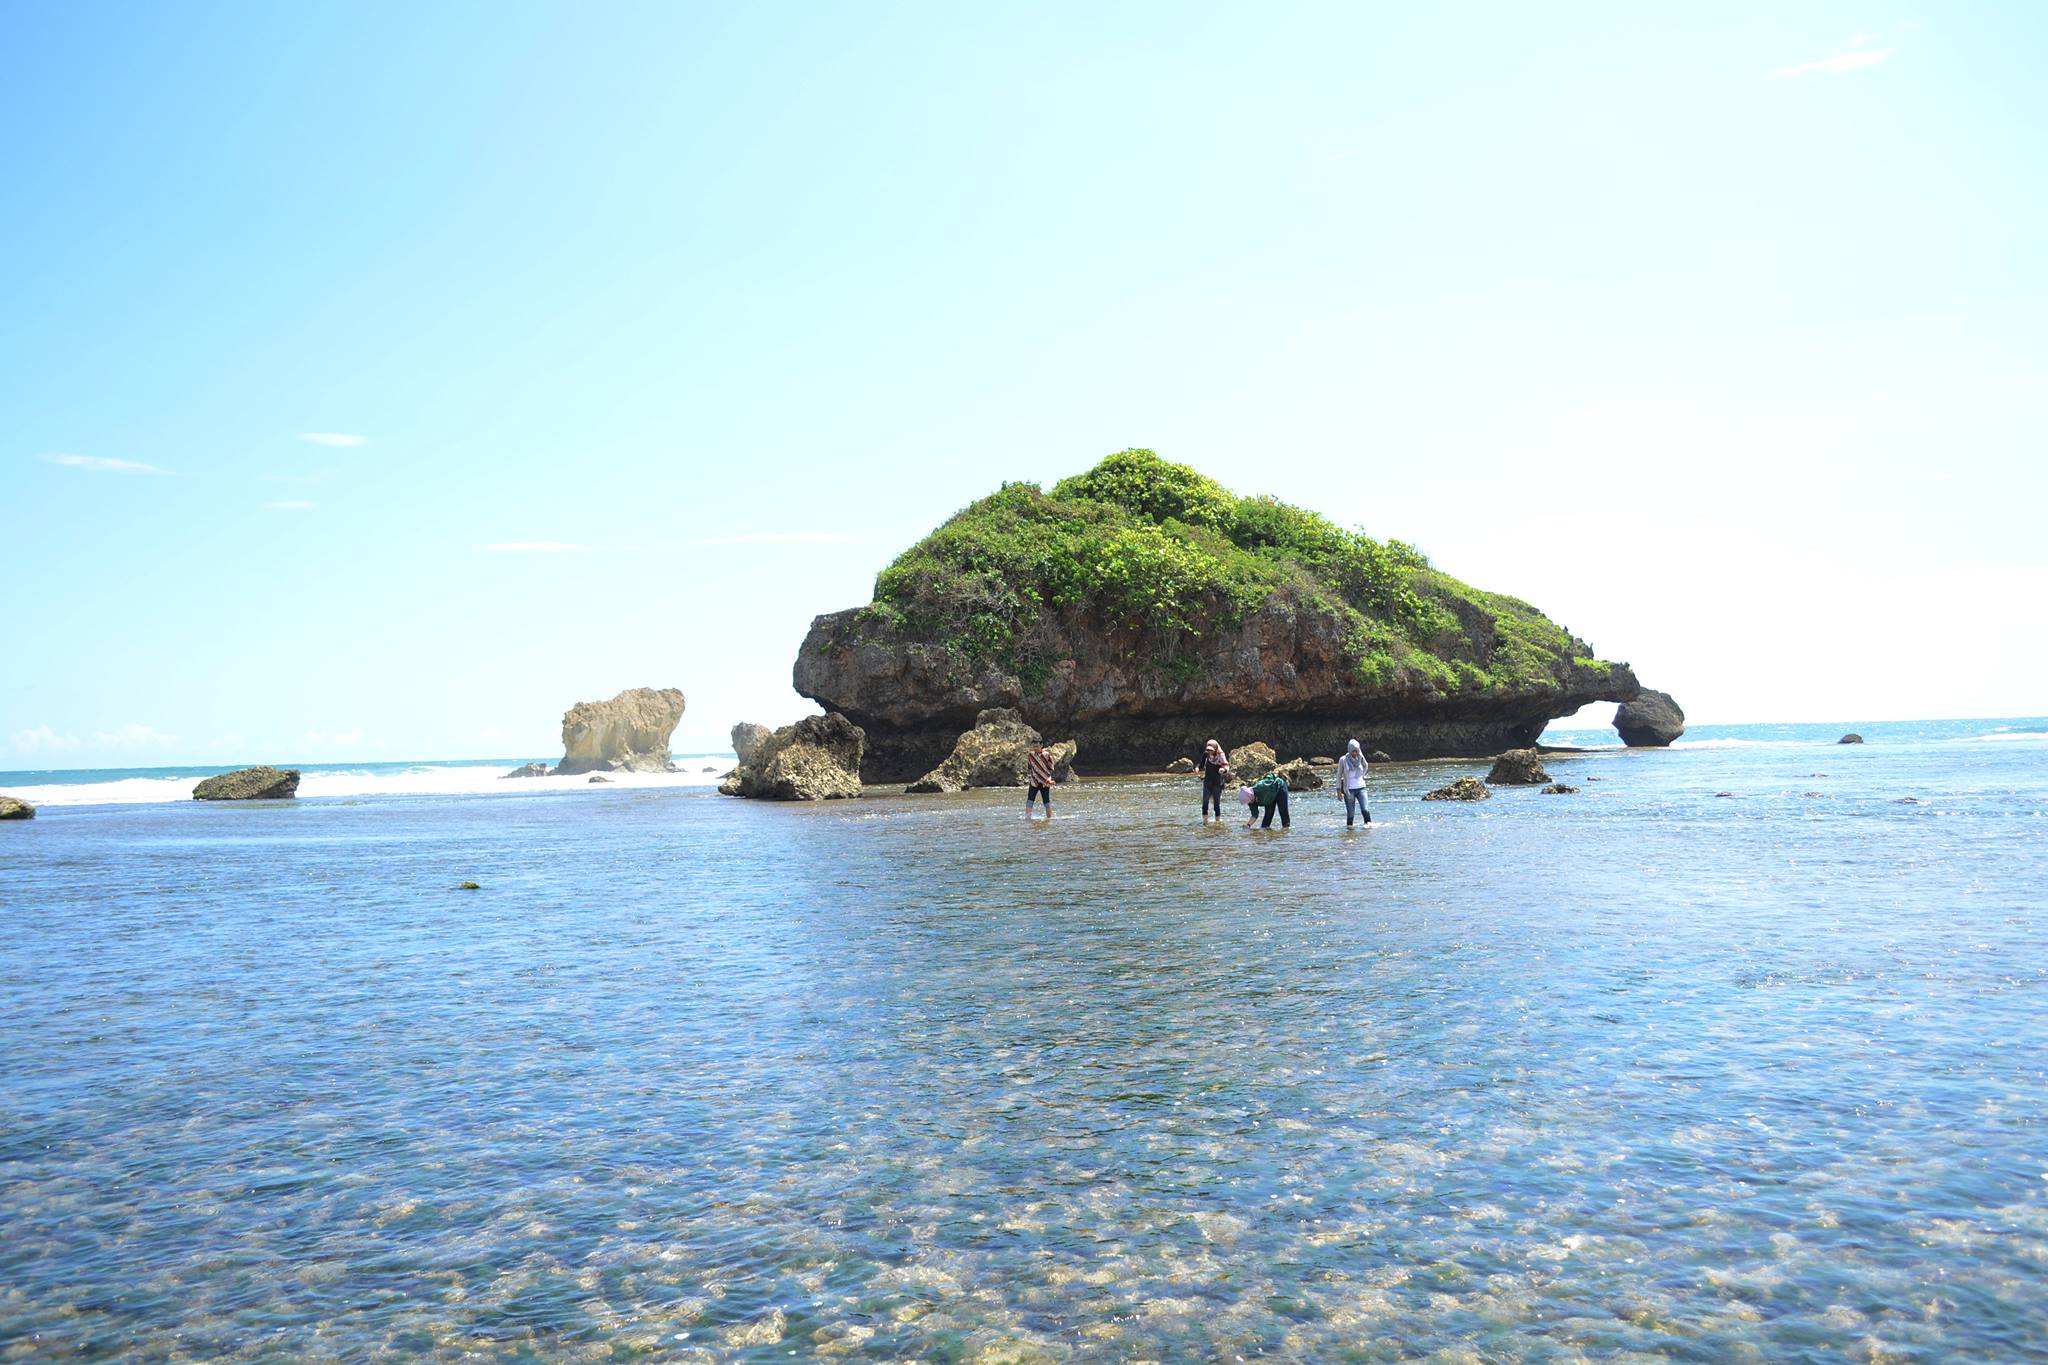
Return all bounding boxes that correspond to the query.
[478,541,590,553]
[266,500,315,510]
[92,723,180,751]
[39,452,168,474]
[302,729,364,747]
[9,724,81,754]
[297,432,367,447]
[687,531,852,546]
[1777,47,1891,77]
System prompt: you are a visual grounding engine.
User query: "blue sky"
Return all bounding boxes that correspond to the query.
[5,1,2044,767]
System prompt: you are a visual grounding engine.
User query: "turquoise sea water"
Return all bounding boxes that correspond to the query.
[2,717,2045,1361]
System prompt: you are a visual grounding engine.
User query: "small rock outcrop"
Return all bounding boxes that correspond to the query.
[1369,750,1392,765]
[1308,755,1336,767]
[555,687,686,775]
[1228,741,1278,782]
[1541,783,1579,795]
[904,708,1076,793]
[1277,758,1324,791]
[731,722,773,766]
[723,713,865,801]
[502,762,549,779]
[1614,689,1685,747]
[1423,776,1491,802]
[1839,733,1864,745]
[0,796,34,820]
[192,766,301,801]
[1165,756,1196,774]
[1486,749,1551,786]
[588,775,612,784]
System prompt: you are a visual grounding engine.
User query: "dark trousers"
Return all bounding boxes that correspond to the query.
[1202,779,1225,817]
[1260,789,1290,828]
[1026,784,1051,811]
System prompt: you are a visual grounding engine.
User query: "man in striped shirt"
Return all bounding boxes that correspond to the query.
[1026,740,1057,819]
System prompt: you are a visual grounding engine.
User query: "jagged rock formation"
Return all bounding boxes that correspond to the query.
[1423,775,1491,802]
[1486,749,1551,785]
[1277,758,1324,791]
[793,450,1643,781]
[1228,742,1278,782]
[722,714,865,801]
[192,766,300,800]
[0,795,34,820]
[905,708,1076,794]
[1614,689,1685,747]
[502,762,550,779]
[555,687,685,775]
[731,722,772,766]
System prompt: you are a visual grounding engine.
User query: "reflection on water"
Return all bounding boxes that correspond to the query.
[2,734,2045,1361]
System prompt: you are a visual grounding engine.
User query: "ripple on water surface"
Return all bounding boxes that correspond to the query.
[2,737,2046,1361]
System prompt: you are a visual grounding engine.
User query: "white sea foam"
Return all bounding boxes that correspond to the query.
[1958,730,2048,743]
[10,760,732,808]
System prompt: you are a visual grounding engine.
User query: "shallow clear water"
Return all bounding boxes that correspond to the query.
[3,721,2045,1361]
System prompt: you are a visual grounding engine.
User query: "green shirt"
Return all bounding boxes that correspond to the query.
[1250,773,1288,805]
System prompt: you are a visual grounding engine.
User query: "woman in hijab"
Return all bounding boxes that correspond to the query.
[1198,739,1232,821]
[1337,738,1371,827]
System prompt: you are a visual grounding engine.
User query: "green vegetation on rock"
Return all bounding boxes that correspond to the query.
[856,448,1605,698]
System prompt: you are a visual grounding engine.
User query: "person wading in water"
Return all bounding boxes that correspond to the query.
[1198,738,1231,822]
[1337,738,1371,827]
[1026,740,1057,820]
[1240,772,1291,829]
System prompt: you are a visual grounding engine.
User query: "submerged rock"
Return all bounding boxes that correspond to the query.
[457,880,481,891]
[588,774,612,784]
[723,713,865,800]
[501,762,549,779]
[1839,733,1864,745]
[731,721,773,766]
[1423,776,1491,802]
[1486,749,1551,786]
[1614,689,1686,747]
[1228,741,1278,782]
[192,766,300,801]
[555,687,686,774]
[1541,783,1579,795]
[0,795,34,820]
[1277,758,1324,791]
[905,708,1078,793]
[1165,756,1196,774]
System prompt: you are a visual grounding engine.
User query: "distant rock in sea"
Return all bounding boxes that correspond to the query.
[588,775,611,784]
[1486,749,1551,786]
[1614,689,1686,747]
[502,762,549,779]
[1839,733,1864,745]
[0,795,34,820]
[1228,741,1278,782]
[731,722,773,766]
[1424,776,1491,802]
[905,709,1076,794]
[193,767,301,801]
[555,687,686,774]
[1542,783,1579,795]
[721,713,865,801]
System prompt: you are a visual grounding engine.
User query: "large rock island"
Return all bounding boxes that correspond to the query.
[794,449,1648,781]
[554,687,686,774]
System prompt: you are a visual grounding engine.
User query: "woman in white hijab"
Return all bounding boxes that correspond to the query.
[1337,739,1371,827]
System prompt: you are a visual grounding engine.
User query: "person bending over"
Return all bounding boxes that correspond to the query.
[1026,739,1057,819]
[1241,773,1290,829]
[1198,738,1231,821]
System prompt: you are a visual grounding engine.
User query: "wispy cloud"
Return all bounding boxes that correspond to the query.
[266,500,316,511]
[477,541,590,553]
[9,724,81,754]
[297,432,368,447]
[93,723,181,751]
[1777,43,1891,77]
[39,452,168,474]
[687,531,852,546]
